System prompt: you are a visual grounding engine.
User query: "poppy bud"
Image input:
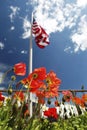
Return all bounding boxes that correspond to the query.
[8,86,13,95]
[47,99,51,105]
[11,75,16,81]
[62,97,65,103]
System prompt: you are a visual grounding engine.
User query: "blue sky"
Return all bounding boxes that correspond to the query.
[0,0,87,91]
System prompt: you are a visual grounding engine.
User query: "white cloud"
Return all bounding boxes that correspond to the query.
[64,46,73,53]
[76,0,87,8]
[22,17,31,39]
[21,50,28,54]
[30,0,78,33]
[0,42,4,50]
[9,6,20,22]
[10,26,15,30]
[71,15,87,52]
[22,0,87,52]
[0,63,12,84]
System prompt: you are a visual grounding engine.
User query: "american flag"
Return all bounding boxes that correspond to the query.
[32,18,50,49]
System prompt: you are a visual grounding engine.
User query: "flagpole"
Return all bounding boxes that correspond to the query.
[28,12,33,117]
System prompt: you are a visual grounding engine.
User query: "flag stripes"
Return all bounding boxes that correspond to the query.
[32,18,50,48]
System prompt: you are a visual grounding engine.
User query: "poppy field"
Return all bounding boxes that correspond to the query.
[0,63,87,130]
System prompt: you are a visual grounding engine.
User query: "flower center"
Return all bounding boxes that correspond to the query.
[46,86,50,92]
[46,77,52,85]
[66,95,70,99]
[33,73,38,79]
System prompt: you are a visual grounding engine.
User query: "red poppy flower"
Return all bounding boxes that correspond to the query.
[44,108,58,119]
[21,77,44,93]
[13,91,25,101]
[36,90,45,97]
[81,94,87,102]
[29,81,43,93]
[20,67,46,85]
[21,77,29,85]
[38,98,45,105]
[0,92,5,101]
[62,90,73,102]
[13,62,26,76]
[72,97,85,107]
[24,109,30,117]
[45,71,61,88]
[21,68,46,92]
[45,87,59,98]
[29,67,46,81]
[36,90,45,104]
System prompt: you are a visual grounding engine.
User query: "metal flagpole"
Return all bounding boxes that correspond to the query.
[28,12,33,117]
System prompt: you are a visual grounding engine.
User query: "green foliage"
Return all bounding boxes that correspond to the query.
[0,104,87,130]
